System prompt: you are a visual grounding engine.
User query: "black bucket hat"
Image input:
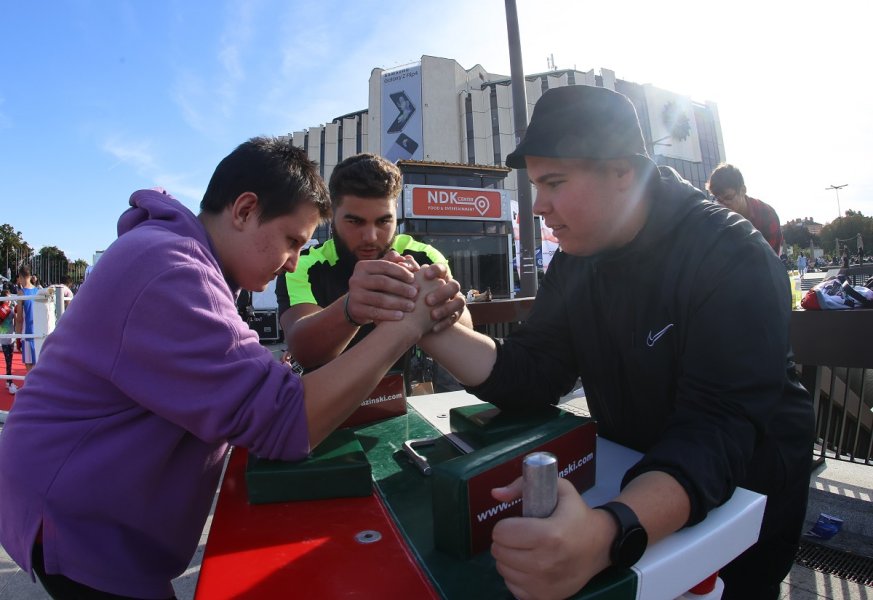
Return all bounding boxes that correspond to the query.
[506,85,655,170]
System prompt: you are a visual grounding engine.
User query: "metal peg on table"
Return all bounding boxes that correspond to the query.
[402,437,438,476]
[522,452,558,518]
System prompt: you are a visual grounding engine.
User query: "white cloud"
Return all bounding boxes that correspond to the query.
[103,138,159,173]
[215,2,255,118]
[101,136,203,204]
[170,3,256,135]
[171,72,211,134]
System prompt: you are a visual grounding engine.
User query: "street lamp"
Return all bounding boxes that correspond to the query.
[825,184,847,220]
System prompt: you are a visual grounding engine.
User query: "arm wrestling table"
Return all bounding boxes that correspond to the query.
[194,391,765,599]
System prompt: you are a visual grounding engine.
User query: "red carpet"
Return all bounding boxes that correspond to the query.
[1,347,27,411]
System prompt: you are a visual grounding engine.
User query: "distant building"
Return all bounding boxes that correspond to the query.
[804,220,823,236]
[785,218,823,236]
[285,55,725,295]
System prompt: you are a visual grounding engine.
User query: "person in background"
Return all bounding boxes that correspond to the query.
[56,275,75,310]
[797,253,808,278]
[707,163,784,256]
[11,265,38,393]
[418,85,814,600]
[277,152,468,372]
[0,137,454,599]
[0,289,14,391]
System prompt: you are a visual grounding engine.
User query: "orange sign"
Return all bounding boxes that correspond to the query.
[410,186,504,219]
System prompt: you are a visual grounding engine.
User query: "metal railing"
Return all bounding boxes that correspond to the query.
[0,288,65,386]
[791,309,873,467]
[809,366,872,465]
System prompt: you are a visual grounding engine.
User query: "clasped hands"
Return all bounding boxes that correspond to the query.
[344,251,465,333]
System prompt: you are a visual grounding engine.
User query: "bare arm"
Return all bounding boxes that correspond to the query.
[13,302,22,334]
[301,269,447,446]
[281,301,359,368]
[411,264,497,387]
[283,258,418,368]
[490,471,690,600]
[417,322,497,386]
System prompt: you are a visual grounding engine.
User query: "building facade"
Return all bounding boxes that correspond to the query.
[287,55,726,295]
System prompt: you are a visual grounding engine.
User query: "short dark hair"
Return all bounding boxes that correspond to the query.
[707,163,744,196]
[328,153,402,210]
[18,265,31,279]
[200,136,331,223]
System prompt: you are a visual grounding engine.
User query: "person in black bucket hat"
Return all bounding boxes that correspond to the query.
[416,84,814,599]
[506,84,655,170]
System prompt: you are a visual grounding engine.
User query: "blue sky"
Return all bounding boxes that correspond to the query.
[2,1,870,265]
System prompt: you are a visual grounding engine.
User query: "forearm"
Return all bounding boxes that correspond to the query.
[418,323,497,386]
[455,307,473,329]
[283,298,359,368]
[302,320,421,447]
[614,471,690,544]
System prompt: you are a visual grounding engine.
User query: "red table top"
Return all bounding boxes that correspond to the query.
[194,448,439,599]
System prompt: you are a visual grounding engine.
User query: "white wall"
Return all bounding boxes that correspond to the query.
[322,122,339,182]
[341,117,357,160]
[420,55,463,162]
[368,68,382,155]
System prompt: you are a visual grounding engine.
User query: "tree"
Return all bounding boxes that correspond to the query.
[34,246,70,285]
[0,223,33,280]
[819,211,873,257]
[70,259,88,284]
[782,223,814,250]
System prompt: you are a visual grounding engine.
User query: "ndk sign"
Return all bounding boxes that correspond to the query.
[403,185,509,221]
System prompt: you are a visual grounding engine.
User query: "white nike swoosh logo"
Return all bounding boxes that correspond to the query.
[646,324,674,347]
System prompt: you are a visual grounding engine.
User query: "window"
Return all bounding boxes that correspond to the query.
[418,233,511,298]
[490,86,501,166]
[465,93,475,164]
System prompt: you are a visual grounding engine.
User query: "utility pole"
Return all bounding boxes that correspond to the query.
[825,184,847,220]
[505,0,538,297]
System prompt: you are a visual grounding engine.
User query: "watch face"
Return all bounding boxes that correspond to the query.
[599,502,649,568]
[616,525,648,568]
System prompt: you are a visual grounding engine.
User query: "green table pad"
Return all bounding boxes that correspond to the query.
[245,429,372,504]
[352,407,637,599]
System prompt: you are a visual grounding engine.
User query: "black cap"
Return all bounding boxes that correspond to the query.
[506,85,654,170]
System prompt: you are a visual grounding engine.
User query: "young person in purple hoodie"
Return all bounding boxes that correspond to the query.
[0,137,461,599]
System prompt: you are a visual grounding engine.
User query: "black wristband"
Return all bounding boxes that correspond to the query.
[343,294,363,327]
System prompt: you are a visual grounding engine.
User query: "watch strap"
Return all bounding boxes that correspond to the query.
[597,501,639,531]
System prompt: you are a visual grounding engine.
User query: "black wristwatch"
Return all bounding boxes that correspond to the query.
[596,501,648,568]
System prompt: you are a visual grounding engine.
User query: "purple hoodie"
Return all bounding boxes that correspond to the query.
[0,190,309,598]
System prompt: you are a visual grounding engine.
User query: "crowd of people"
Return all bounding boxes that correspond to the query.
[0,86,816,600]
[777,247,866,276]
